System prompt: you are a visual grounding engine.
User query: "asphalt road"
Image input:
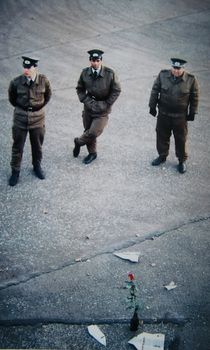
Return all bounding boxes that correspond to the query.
[0,0,210,349]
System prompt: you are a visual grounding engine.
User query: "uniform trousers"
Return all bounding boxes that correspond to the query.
[156,115,188,162]
[11,126,45,171]
[77,110,108,154]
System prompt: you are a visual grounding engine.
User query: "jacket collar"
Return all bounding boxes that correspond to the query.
[21,73,39,85]
[169,70,186,82]
[88,66,104,77]
[181,71,187,81]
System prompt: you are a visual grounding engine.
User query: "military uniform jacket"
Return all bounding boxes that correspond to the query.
[76,65,121,117]
[149,70,199,118]
[8,73,52,129]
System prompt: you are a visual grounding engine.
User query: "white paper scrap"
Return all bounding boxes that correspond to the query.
[164,281,177,291]
[113,251,140,262]
[88,325,106,346]
[128,332,165,350]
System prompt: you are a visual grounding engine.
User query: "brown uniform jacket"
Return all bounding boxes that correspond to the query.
[149,70,199,118]
[76,65,121,117]
[8,73,52,129]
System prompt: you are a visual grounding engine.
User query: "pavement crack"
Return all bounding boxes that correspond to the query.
[1,8,210,62]
[110,215,210,251]
[0,316,189,327]
[0,215,209,291]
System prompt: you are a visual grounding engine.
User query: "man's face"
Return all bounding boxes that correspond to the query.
[23,65,36,78]
[90,58,102,70]
[171,67,184,77]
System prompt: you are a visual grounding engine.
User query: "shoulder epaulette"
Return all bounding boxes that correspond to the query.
[186,72,195,78]
[13,75,22,83]
[82,67,90,73]
[103,66,114,73]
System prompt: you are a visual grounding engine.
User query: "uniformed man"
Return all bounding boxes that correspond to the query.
[149,58,199,173]
[73,49,121,164]
[8,56,52,186]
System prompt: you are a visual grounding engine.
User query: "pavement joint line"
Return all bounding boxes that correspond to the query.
[41,66,210,92]
[0,317,189,327]
[2,65,209,96]
[0,215,209,291]
[31,66,210,93]
[1,7,210,63]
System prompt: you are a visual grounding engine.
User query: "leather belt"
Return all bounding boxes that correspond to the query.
[87,93,106,101]
[18,105,42,112]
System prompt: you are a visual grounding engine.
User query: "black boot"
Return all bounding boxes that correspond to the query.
[34,165,45,179]
[83,153,97,164]
[151,156,166,166]
[9,170,20,186]
[73,138,81,157]
[178,161,187,174]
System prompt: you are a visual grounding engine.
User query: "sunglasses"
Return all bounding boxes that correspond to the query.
[90,58,101,62]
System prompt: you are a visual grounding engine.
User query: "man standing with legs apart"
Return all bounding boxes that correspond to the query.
[8,56,52,186]
[73,49,121,164]
[149,58,199,173]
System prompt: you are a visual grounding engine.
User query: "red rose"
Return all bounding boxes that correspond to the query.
[128,272,135,281]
